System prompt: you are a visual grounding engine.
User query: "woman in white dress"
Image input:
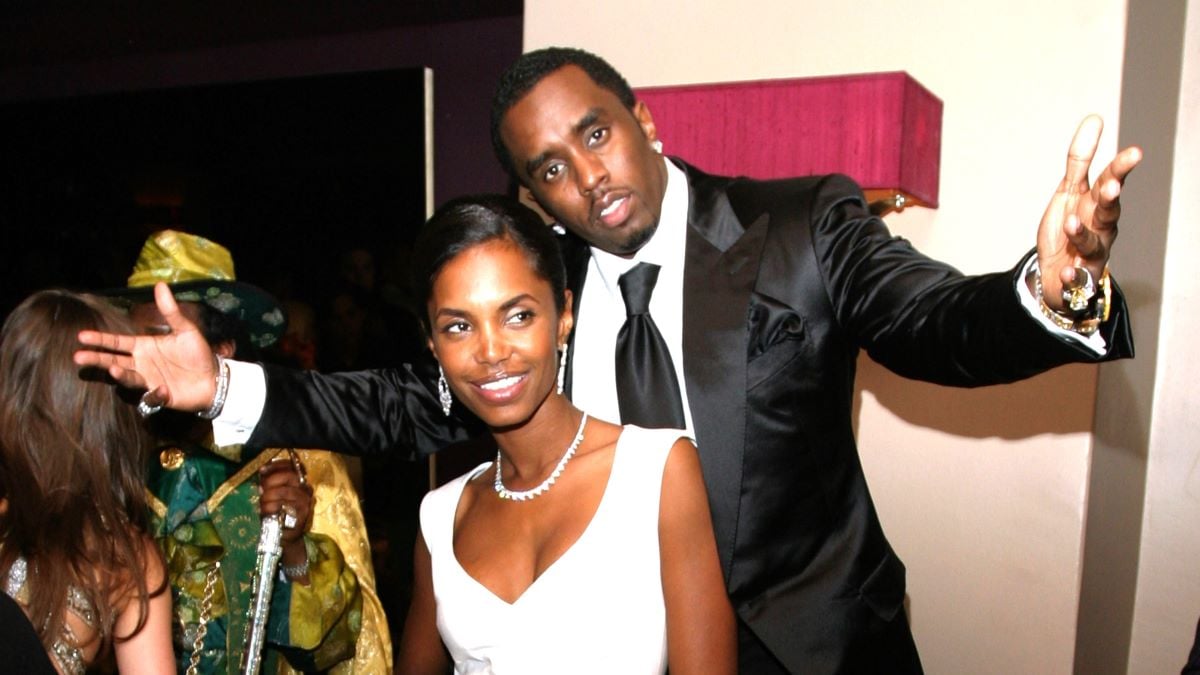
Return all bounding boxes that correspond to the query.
[396,196,735,674]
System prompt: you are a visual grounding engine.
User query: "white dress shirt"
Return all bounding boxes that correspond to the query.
[213,358,267,446]
[569,157,694,432]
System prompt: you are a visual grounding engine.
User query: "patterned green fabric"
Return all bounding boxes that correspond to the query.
[147,442,360,674]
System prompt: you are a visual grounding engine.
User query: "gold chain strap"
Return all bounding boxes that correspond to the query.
[185,561,221,675]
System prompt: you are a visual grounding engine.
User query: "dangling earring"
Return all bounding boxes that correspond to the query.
[557,343,569,395]
[651,139,663,154]
[437,365,453,416]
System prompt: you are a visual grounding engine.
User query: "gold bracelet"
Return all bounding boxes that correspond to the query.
[1032,266,1111,336]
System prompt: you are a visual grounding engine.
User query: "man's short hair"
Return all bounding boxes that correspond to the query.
[490,47,637,180]
[193,301,258,361]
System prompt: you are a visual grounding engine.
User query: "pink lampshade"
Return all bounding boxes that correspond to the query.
[635,71,942,208]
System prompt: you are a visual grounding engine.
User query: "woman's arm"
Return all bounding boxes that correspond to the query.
[396,531,450,675]
[660,438,737,674]
[113,537,175,675]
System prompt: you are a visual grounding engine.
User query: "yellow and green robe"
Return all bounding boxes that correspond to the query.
[147,441,391,674]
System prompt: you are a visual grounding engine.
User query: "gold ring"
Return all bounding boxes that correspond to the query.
[1061,266,1097,314]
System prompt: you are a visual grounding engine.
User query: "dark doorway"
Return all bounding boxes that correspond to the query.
[0,67,429,315]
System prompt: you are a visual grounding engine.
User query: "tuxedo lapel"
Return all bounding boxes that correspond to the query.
[679,161,770,575]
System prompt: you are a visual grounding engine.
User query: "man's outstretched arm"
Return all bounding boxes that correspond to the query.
[76,282,218,410]
[75,281,473,457]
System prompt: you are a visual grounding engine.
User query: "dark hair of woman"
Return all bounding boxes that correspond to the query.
[411,194,568,335]
[0,290,163,655]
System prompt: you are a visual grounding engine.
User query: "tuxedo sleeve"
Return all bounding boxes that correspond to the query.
[246,362,476,458]
[808,174,1133,386]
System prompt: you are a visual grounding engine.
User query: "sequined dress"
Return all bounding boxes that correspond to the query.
[4,556,97,675]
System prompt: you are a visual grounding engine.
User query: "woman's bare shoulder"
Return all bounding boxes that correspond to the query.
[576,416,623,459]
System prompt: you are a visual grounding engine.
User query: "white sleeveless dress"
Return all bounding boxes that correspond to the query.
[419,426,684,675]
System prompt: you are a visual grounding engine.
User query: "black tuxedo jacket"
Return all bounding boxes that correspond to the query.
[0,592,55,675]
[250,160,1133,674]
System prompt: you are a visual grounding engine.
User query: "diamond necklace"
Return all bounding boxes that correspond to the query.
[494,412,589,501]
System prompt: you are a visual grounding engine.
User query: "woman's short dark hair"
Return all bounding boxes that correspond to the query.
[411,195,567,335]
[490,47,637,180]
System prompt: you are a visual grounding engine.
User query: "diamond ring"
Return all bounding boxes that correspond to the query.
[136,391,163,418]
[280,504,299,530]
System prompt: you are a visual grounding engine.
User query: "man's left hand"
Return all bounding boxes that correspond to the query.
[1036,115,1142,312]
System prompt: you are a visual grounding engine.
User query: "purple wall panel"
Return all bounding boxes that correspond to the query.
[636,72,942,206]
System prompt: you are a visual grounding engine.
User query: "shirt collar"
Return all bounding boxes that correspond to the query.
[589,157,688,293]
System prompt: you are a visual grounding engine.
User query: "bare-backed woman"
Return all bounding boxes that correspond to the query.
[0,290,173,674]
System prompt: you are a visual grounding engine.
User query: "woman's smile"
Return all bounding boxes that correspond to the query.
[428,239,571,429]
[473,372,529,403]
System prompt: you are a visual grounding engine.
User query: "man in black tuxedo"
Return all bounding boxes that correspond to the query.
[78,48,1140,673]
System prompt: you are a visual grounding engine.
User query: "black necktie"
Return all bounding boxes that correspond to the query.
[615,262,686,428]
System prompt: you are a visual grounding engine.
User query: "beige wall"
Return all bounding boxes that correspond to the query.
[1125,1,1200,672]
[523,1,1150,673]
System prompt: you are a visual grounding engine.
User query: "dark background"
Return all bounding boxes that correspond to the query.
[0,2,524,315]
[0,1,523,70]
[0,68,427,313]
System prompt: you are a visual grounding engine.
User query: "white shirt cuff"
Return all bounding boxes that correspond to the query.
[212,359,267,447]
[1016,254,1107,356]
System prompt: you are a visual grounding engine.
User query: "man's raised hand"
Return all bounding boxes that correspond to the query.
[1035,115,1142,312]
[74,282,218,411]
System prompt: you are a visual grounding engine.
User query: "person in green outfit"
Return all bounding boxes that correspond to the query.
[107,230,388,674]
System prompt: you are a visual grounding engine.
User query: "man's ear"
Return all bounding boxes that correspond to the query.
[558,290,575,345]
[518,186,556,225]
[215,340,236,359]
[633,100,659,145]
